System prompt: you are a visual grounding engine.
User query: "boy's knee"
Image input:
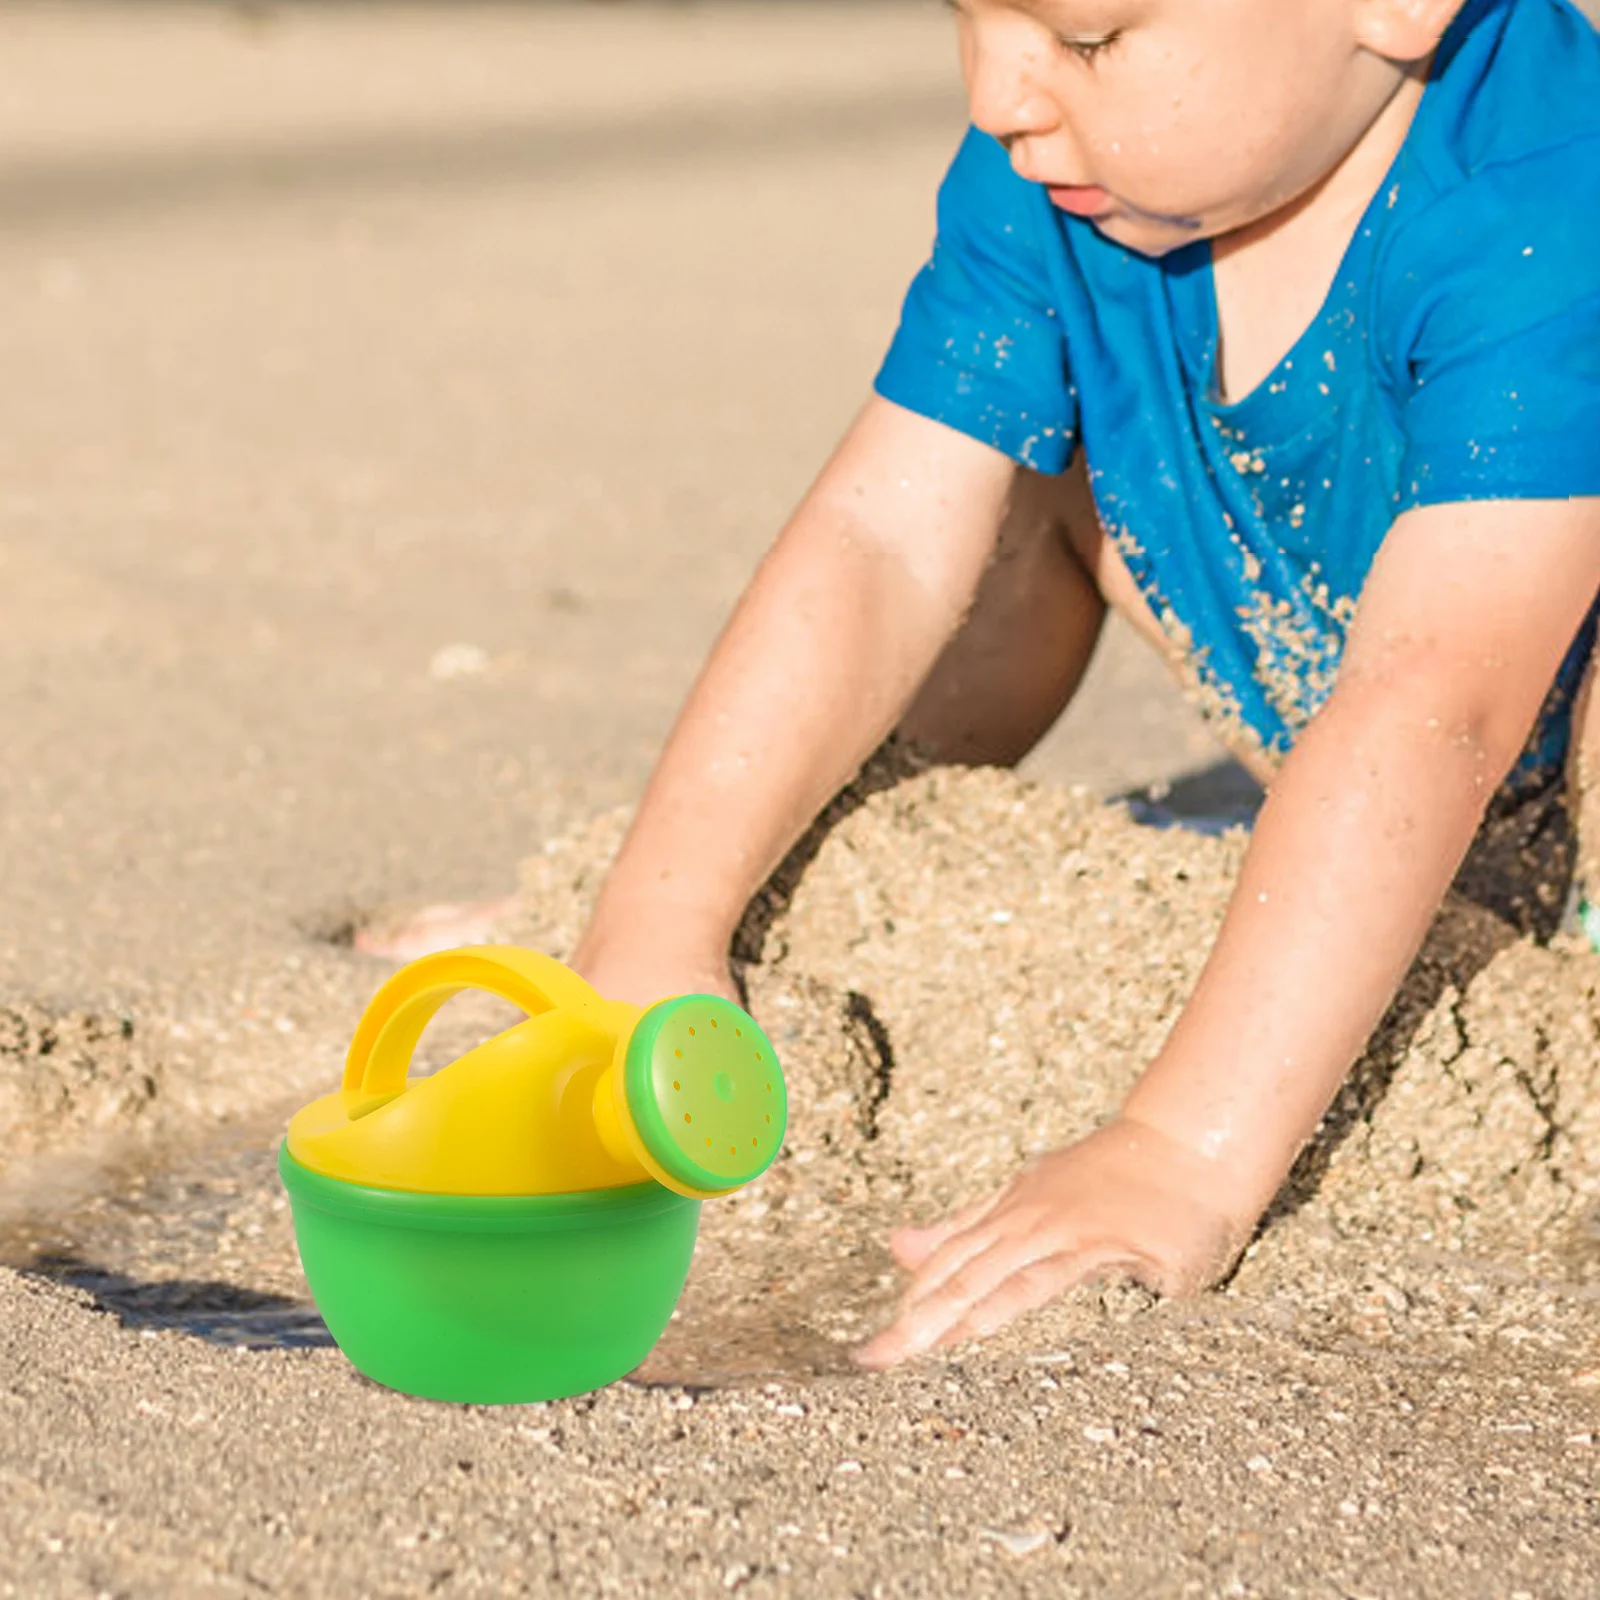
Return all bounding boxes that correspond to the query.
[995,456,1098,573]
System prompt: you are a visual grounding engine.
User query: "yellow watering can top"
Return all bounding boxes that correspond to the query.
[286,946,788,1201]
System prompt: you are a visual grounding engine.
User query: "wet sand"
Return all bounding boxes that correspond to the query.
[2,3,1597,1596]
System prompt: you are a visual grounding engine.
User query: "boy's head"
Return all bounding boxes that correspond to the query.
[949,0,1466,256]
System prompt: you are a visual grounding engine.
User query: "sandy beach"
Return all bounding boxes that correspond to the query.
[2,3,1597,1594]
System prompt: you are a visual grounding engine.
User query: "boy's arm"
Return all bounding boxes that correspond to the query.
[860,494,1600,1367]
[574,397,1017,1004]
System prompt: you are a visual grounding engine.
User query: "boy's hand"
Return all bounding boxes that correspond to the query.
[855,1117,1247,1368]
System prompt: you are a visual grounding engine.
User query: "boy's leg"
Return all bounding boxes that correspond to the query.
[1567,643,1600,941]
[1446,637,1596,944]
[897,455,1109,765]
[899,450,1280,787]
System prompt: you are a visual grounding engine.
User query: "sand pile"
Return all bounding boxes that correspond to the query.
[0,1006,162,1174]
[512,763,1600,1369]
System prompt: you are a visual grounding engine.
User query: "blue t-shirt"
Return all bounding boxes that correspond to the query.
[876,0,1600,799]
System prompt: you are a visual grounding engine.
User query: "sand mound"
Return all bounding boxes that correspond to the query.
[0,1004,174,1222]
[0,1007,161,1172]
[514,764,1600,1368]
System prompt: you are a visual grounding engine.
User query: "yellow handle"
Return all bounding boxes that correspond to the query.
[288,944,786,1199]
[341,946,634,1118]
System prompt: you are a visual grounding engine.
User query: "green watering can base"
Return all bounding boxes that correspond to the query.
[280,1148,702,1403]
[279,950,787,1403]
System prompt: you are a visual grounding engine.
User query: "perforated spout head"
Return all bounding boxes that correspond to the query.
[595,995,788,1200]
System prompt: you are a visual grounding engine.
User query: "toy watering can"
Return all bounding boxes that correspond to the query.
[278,947,787,1403]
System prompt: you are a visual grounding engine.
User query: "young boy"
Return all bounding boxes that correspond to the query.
[373,0,1600,1366]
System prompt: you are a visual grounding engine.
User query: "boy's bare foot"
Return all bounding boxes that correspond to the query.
[353,893,522,962]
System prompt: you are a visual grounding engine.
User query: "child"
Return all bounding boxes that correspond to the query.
[371,0,1600,1367]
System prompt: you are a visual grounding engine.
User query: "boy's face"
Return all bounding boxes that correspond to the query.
[951,0,1437,256]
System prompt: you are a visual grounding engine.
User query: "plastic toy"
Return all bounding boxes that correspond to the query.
[278,946,786,1403]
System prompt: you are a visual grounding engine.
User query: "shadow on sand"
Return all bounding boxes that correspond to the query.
[22,1250,334,1351]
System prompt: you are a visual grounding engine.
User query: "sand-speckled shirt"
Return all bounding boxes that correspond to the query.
[875,0,1600,799]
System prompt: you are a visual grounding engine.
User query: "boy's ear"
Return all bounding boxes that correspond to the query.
[1352,0,1466,61]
